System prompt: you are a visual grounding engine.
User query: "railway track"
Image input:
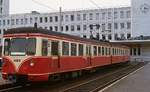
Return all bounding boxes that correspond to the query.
[60,62,146,92]
[0,62,146,92]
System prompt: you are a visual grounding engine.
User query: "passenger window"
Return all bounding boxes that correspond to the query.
[105,47,107,55]
[102,47,104,56]
[71,43,77,56]
[4,39,11,55]
[78,44,83,56]
[42,40,48,56]
[86,45,89,55]
[98,47,101,56]
[51,41,59,56]
[93,46,97,56]
[62,42,69,56]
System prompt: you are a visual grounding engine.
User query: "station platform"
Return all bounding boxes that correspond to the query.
[0,72,10,85]
[100,62,150,92]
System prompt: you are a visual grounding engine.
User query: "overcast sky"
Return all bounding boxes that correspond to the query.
[10,0,131,14]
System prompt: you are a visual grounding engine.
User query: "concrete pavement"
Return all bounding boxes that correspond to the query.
[100,62,150,92]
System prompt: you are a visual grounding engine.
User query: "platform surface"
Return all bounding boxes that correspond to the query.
[0,72,10,85]
[100,62,150,92]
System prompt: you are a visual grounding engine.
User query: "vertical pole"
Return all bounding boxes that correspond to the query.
[59,7,62,32]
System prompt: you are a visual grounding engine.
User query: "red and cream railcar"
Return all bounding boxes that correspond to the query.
[2,27,130,82]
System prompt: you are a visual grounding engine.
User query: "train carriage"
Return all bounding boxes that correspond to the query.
[2,27,130,82]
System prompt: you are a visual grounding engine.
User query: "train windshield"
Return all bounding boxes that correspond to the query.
[4,38,36,56]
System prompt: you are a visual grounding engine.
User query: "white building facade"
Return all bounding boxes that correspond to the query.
[0,7,131,43]
[0,0,9,16]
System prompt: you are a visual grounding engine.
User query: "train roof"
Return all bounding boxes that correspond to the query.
[4,27,111,45]
[4,27,129,48]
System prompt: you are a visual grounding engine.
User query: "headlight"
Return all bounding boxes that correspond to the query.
[29,61,35,67]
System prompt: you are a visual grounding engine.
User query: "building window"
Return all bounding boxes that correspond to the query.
[62,42,69,56]
[0,0,3,5]
[114,11,118,19]
[70,15,74,21]
[77,14,81,21]
[45,17,48,23]
[102,12,106,20]
[96,13,99,20]
[102,24,105,31]
[71,25,74,31]
[89,13,93,20]
[25,18,28,24]
[77,25,81,31]
[55,16,58,22]
[120,23,125,29]
[120,11,124,19]
[35,17,38,22]
[61,15,64,21]
[30,18,33,24]
[102,35,106,40]
[127,22,131,29]
[115,33,118,40]
[65,25,69,31]
[126,11,131,18]
[61,26,63,31]
[83,25,87,31]
[114,23,118,29]
[49,17,53,22]
[65,15,69,22]
[11,19,15,25]
[49,26,53,31]
[7,20,10,25]
[40,17,43,23]
[121,34,125,39]
[108,23,112,30]
[108,34,112,40]
[127,33,131,39]
[108,12,111,19]
[21,19,23,25]
[3,20,5,26]
[55,26,58,31]
[0,8,2,14]
[16,19,19,25]
[83,14,86,20]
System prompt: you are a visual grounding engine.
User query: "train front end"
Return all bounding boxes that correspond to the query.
[1,37,44,83]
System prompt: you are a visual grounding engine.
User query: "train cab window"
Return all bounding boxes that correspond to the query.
[42,40,48,56]
[102,47,104,56]
[98,47,101,56]
[62,42,69,56]
[51,41,59,56]
[71,43,77,56]
[78,44,84,56]
[93,46,97,56]
[4,39,11,55]
[26,38,36,55]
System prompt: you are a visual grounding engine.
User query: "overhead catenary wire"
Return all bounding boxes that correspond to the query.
[89,0,101,9]
[31,0,58,11]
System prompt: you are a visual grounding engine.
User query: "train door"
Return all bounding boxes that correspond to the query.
[51,41,60,68]
[86,45,92,67]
